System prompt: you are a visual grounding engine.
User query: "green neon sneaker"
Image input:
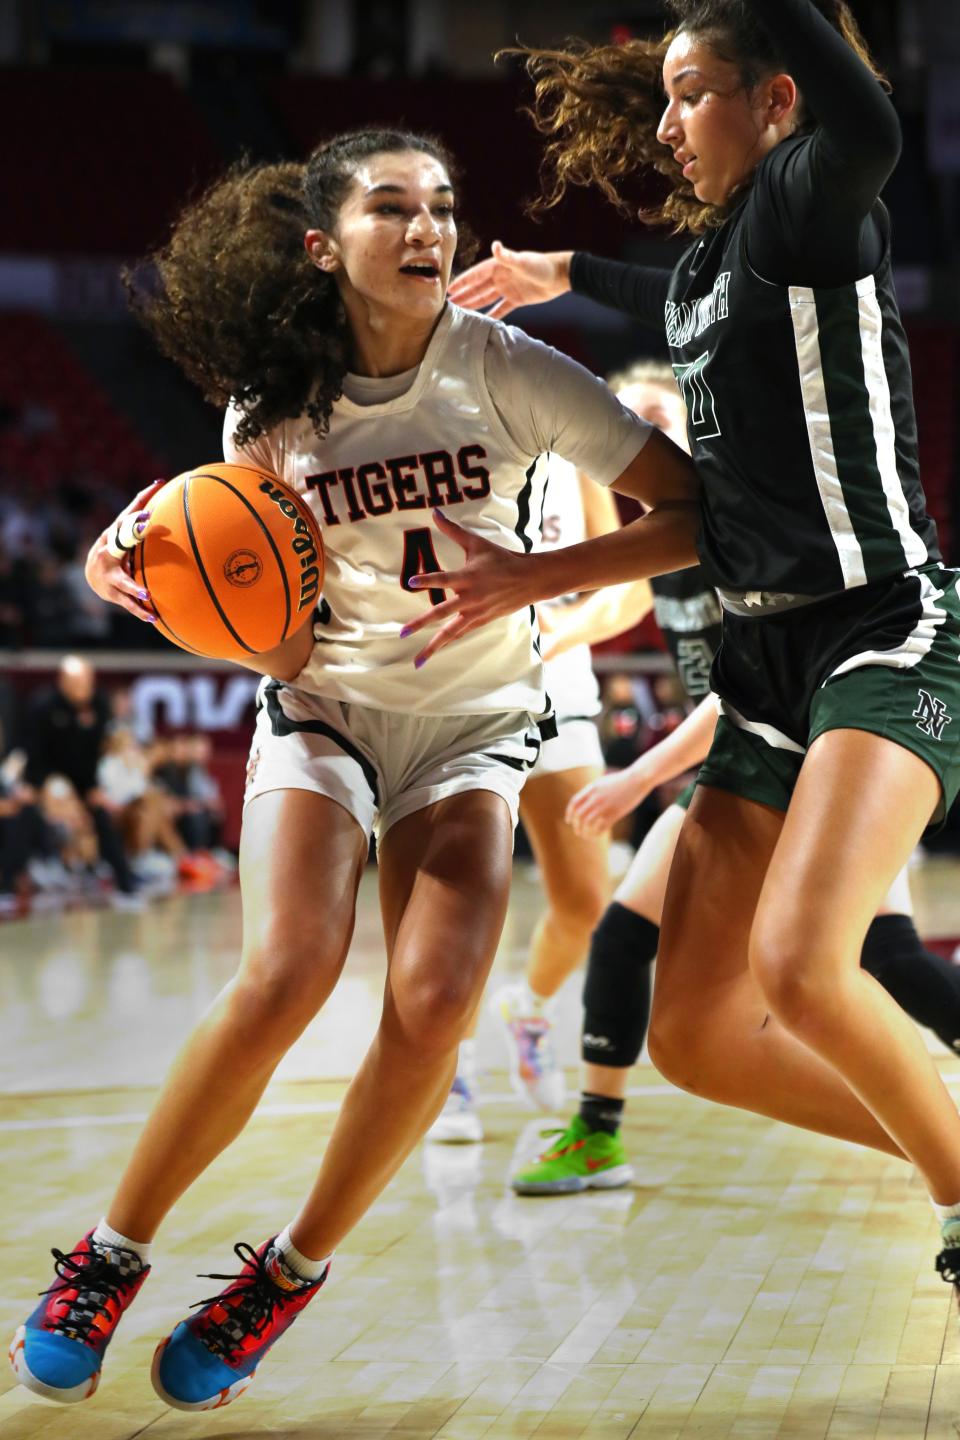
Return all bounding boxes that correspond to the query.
[511,1114,634,1195]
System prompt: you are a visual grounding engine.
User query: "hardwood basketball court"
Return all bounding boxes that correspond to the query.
[1,855,959,1438]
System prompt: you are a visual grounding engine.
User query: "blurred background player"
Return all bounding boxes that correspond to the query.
[429,456,652,1140]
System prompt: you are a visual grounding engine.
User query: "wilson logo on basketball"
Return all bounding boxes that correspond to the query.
[259,481,322,612]
[223,550,263,587]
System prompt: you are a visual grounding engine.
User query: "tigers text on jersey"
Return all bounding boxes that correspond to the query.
[667,146,939,610]
[537,455,601,721]
[223,303,650,716]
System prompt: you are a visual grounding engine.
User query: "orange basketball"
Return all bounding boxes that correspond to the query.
[136,462,324,660]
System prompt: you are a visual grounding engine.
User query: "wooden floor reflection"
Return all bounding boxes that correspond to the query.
[1,854,959,1438]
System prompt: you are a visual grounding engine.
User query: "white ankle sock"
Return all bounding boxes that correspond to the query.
[458,1038,477,1081]
[525,983,552,1015]
[93,1218,152,1267]
[932,1199,960,1229]
[274,1225,332,1282]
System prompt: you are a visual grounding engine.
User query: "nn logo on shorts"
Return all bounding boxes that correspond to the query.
[913,688,952,741]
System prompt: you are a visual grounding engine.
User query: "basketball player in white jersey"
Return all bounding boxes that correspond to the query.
[429,459,652,1140]
[12,133,699,1412]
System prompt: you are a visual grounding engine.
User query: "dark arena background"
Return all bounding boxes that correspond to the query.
[1,2,960,1436]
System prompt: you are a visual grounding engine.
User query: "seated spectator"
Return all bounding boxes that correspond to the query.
[24,655,143,908]
[154,733,224,854]
[0,544,27,647]
[27,554,75,648]
[97,727,186,880]
[0,764,55,912]
[36,775,99,887]
[61,535,113,647]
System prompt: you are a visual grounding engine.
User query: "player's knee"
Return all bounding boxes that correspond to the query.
[646,985,723,1094]
[749,930,832,1034]
[231,937,340,1044]
[581,903,656,1068]
[647,1011,702,1091]
[388,972,479,1054]
[551,876,608,940]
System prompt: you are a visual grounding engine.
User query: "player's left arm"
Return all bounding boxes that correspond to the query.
[403,430,699,666]
[231,614,315,681]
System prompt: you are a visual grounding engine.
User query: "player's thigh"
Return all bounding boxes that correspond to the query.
[239,788,367,971]
[378,787,515,1004]
[753,729,941,987]
[613,801,688,924]
[520,764,609,913]
[652,784,784,1034]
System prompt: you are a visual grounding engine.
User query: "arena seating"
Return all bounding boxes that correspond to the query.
[0,312,161,491]
[0,67,221,255]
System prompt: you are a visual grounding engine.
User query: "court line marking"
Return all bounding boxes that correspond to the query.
[0,1088,675,1131]
[4,1072,960,1132]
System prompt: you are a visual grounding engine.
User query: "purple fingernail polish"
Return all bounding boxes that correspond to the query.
[138,589,149,601]
[144,614,157,624]
[399,625,411,639]
[415,657,426,669]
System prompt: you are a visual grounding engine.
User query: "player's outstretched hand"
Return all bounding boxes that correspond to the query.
[401,509,543,666]
[566,767,651,838]
[84,479,167,623]
[448,241,573,320]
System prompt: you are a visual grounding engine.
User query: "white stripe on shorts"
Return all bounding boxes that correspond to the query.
[825,570,947,682]
[718,698,806,754]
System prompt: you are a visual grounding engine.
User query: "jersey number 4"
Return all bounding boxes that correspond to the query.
[401,528,446,606]
[673,351,721,440]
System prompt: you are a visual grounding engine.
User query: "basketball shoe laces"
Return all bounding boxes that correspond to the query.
[189,1242,300,1363]
[40,1243,141,1344]
[519,1020,551,1078]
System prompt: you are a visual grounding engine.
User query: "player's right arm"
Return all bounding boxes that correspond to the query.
[449,242,672,328]
[566,693,718,837]
[448,241,573,319]
[84,480,166,622]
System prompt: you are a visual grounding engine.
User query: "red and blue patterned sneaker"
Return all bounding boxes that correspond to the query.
[151,1237,328,1411]
[9,1230,150,1403]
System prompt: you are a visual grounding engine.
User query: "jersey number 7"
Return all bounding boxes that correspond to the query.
[402,528,446,606]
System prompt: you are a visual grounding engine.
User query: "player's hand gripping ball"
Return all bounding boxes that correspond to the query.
[127,462,324,660]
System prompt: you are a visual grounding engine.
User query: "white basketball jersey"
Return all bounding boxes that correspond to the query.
[224,304,650,718]
[538,456,602,721]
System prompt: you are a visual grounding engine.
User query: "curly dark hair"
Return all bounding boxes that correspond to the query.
[506,0,887,234]
[125,130,474,447]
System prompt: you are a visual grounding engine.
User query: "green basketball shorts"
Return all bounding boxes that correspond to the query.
[697,563,960,830]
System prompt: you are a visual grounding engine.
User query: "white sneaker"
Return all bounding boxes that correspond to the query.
[427,1075,484,1143]
[132,849,177,882]
[491,981,565,1113]
[108,889,147,913]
